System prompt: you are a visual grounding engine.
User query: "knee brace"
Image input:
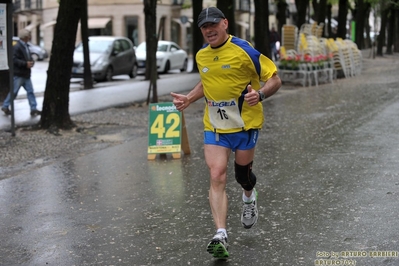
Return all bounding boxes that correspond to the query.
[234,161,257,191]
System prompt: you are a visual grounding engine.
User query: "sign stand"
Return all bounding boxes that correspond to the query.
[147,102,190,160]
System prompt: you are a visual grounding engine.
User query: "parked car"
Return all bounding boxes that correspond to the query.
[135,40,188,74]
[12,36,49,61]
[72,36,138,82]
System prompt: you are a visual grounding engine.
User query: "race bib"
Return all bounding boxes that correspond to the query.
[207,99,245,129]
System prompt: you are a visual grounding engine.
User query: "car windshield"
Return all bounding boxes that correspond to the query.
[75,39,113,53]
[136,42,169,52]
[158,45,168,52]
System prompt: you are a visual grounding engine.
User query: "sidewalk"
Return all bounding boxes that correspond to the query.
[0,73,200,130]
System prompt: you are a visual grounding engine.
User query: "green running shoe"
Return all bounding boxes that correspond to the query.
[206,231,229,259]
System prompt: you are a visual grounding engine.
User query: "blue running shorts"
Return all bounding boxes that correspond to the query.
[204,129,259,152]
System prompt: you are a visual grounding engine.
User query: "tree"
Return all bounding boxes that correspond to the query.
[143,0,158,103]
[337,0,349,39]
[395,7,399,53]
[295,0,309,29]
[81,0,93,89]
[326,3,334,38]
[39,0,81,132]
[354,0,369,49]
[377,0,389,55]
[276,0,288,35]
[313,0,327,36]
[254,0,270,56]
[191,0,203,73]
[385,1,399,54]
[217,0,236,36]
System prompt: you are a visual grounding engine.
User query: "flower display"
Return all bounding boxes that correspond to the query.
[279,53,333,70]
[279,54,301,69]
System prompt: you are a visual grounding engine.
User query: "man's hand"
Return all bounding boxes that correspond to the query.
[244,85,260,106]
[171,92,189,112]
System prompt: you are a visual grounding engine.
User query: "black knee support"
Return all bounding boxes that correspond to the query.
[234,161,257,191]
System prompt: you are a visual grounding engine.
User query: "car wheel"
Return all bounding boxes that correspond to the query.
[129,64,138,78]
[162,61,170,74]
[105,67,113,81]
[180,59,188,72]
[31,53,39,61]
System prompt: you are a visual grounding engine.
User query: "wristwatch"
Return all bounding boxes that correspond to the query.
[258,91,266,102]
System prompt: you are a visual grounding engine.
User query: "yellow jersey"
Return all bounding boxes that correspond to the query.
[196,35,277,133]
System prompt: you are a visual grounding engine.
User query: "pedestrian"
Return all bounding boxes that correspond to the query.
[171,7,281,259]
[269,26,280,61]
[1,29,41,116]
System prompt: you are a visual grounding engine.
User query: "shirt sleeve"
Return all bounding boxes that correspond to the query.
[259,53,278,82]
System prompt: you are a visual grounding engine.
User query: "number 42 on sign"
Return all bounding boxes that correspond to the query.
[147,102,190,160]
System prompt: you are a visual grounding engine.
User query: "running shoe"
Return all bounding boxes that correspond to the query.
[241,188,258,229]
[206,231,229,259]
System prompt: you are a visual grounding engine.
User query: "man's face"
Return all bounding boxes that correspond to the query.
[200,19,228,47]
[22,34,31,43]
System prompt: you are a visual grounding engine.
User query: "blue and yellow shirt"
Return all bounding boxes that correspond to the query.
[196,35,277,133]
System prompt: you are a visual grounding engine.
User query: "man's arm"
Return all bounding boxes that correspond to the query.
[171,81,205,112]
[244,74,282,106]
[259,74,281,99]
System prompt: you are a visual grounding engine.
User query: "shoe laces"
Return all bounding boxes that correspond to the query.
[214,231,227,242]
[243,201,256,219]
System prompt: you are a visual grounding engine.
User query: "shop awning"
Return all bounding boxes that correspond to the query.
[236,20,249,29]
[88,18,111,29]
[25,23,37,31]
[40,20,56,30]
[172,18,192,26]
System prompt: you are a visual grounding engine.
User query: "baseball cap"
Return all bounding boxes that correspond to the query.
[197,7,226,28]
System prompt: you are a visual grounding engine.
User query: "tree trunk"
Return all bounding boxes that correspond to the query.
[191,0,203,73]
[386,3,395,54]
[295,0,308,29]
[312,0,318,21]
[337,0,348,39]
[355,0,366,49]
[81,0,93,89]
[326,4,333,38]
[276,0,288,36]
[317,0,327,37]
[39,0,81,131]
[217,0,235,36]
[144,0,158,103]
[254,0,269,56]
[377,4,389,56]
[395,9,399,53]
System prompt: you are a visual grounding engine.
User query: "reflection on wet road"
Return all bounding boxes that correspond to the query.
[1,55,399,265]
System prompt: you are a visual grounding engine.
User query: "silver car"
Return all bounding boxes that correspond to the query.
[135,40,188,74]
[72,36,138,82]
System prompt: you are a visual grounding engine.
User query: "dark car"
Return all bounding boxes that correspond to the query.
[72,36,138,82]
[12,36,49,61]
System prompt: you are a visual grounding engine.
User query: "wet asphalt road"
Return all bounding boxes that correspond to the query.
[1,54,399,266]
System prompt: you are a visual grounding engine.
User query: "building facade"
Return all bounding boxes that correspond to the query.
[13,0,281,57]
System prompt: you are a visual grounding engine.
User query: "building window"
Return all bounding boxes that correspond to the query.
[14,0,21,11]
[25,0,31,9]
[237,0,250,11]
[125,16,139,46]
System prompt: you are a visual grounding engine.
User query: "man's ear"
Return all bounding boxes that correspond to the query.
[222,19,228,30]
